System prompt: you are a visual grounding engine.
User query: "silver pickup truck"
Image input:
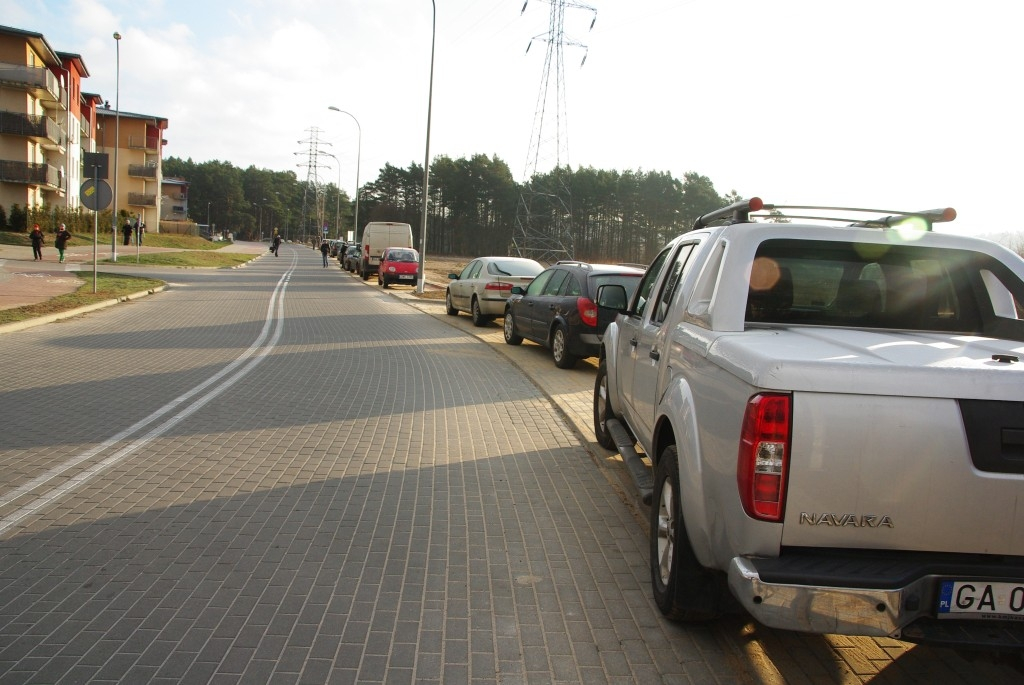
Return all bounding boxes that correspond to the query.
[593,198,1024,648]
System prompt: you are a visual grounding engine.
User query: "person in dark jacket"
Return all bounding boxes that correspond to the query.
[55,224,71,263]
[122,218,132,246]
[320,240,330,267]
[30,224,45,260]
[272,233,282,257]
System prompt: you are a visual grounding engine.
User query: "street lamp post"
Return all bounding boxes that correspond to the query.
[418,1,436,293]
[327,107,362,243]
[206,201,211,234]
[322,152,342,241]
[111,31,121,262]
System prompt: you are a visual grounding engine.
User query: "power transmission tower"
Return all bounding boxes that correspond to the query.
[512,0,596,264]
[295,128,333,244]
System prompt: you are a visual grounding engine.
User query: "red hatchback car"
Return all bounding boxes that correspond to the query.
[378,247,420,288]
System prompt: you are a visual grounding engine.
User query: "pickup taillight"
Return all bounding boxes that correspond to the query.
[737,393,791,522]
[578,297,598,327]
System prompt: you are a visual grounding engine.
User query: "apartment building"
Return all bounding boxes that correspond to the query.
[1,24,168,231]
[0,25,91,212]
[95,106,168,230]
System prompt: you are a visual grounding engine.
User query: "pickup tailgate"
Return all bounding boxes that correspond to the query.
[712,327,1024,554]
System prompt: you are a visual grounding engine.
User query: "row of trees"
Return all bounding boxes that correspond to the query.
[167,153,733,264]
[1,154,735,265]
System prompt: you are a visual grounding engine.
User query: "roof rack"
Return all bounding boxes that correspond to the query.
[691,197,765,230]
[690,197,957,232]
[755,204,957,231]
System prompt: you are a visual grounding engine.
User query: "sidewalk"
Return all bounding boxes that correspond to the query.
[0,239,269,312]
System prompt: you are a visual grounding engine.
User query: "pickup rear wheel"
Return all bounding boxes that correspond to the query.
[651,445,723,621]
[593,358,616,450]
[552,325,578,369]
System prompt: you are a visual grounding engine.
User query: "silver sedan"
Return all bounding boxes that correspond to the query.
[446,256,544,326]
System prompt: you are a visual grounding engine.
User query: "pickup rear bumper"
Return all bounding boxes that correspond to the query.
[727,553,1024,647]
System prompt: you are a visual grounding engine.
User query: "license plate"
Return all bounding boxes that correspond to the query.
[399,274,414,280]
[937,580,1024,619]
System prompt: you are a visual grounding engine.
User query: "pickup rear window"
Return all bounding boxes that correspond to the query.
[746,239,1024,340]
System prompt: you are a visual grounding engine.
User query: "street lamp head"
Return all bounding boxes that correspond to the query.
[113,32,121,41]
[328,106,339,111]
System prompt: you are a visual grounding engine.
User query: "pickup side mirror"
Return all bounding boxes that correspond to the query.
[596,284,628,311]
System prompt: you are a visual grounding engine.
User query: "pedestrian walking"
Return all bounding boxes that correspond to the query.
[136,222,145,245]
[272,233,282,257]
[320,240,330,267]
[55,224,71,264]
[122,218,132,246]
[30,224,45,260]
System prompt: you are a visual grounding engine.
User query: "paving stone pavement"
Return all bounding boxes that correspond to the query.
[0,244,1020,684]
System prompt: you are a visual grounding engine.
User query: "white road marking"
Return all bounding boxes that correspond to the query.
[0,259,296,536]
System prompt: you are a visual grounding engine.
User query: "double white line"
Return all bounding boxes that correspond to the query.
[0,261,296,537]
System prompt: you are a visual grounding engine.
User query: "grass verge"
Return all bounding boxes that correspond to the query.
[0,272,165,326]
[97,251,257,268]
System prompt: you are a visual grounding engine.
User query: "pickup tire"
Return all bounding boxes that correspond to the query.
[593,359,616,450]
[503,311,523,345]
[445,291,458,316]
[651,445,724,621]
[551,325,578,369]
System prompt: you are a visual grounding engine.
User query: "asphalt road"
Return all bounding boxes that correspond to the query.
[0,244,1019,684]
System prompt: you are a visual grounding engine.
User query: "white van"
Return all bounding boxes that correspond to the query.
[359,222,414,280]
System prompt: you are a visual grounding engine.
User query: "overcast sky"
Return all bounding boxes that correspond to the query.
[4,0,1023,240]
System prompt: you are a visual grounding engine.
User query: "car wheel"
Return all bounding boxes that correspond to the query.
[551,325,578,369]
[361,269,369,281]
[445,291,458,316]
[593,358,617,450]
[380,275,389,288]
[651,444,724,621]
[503,310,523,345]
[470,297,489,326]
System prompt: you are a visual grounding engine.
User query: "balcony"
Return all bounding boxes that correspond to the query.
[0,159,60,187]
[128,164,157,178]
[128,135,161,151]
[128,192,157,207]
[0,110,63,147]
[0,63,61,103]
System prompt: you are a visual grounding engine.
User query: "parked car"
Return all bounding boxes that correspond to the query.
[503,261,645,368]
[343,244,361,272]
[446,257,544,326]
[360,221,414,280]
[378,247,420,288]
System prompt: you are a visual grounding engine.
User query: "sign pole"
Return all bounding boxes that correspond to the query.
[93,166,98,293]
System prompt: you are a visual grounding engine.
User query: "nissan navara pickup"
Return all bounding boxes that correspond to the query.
[593,197,1024,648]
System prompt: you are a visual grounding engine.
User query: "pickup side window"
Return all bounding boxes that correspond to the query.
[652,244,696,325]
[632,247,672,318]
[746,239,1024,340]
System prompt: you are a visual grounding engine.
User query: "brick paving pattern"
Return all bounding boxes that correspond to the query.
[0,244,1019,684]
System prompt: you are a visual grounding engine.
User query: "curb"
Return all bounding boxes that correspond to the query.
[0,285,168,335]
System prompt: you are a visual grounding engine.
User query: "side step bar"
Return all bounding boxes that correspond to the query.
[606,419,654,505]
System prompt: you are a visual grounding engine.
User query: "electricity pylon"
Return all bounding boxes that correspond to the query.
[511,0,596,264]
[295,127,333,244]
